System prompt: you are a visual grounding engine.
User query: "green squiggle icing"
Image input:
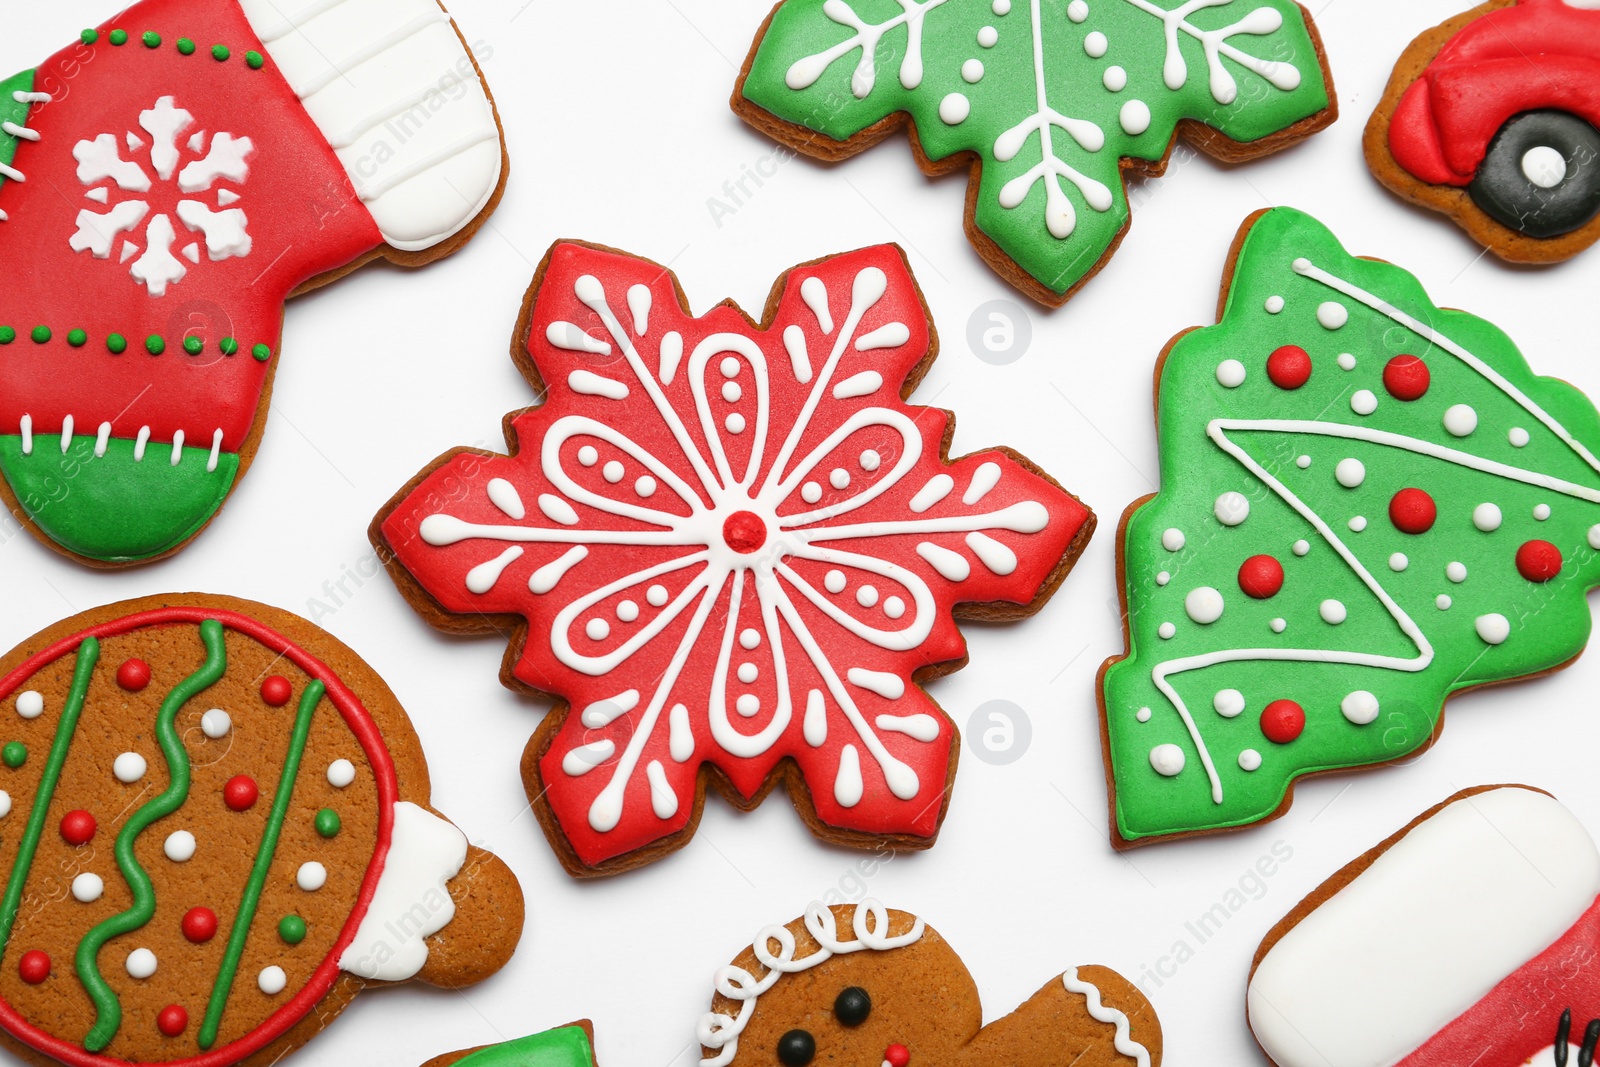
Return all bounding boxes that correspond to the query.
[454,1027,595,1067]
[77,619,227,1052]
[0,637,99,959]
[198,679,323,1050]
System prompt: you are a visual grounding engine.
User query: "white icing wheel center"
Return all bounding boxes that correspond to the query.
[1522,146,1568,190]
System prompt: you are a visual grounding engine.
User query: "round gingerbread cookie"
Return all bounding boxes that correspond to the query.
[0,594,522,1067]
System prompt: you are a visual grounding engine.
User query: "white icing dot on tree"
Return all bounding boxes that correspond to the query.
[327,759,356,788]
[962,58,985,83]
[1238,749,1262,772]
[1316,302,1349,330]
[1264,295,1285,314]
[1158,622,1176,640]
[1216,359,1246,388]
[200,708,231,739]
[1162,528,1186,552]
[1341,691,1380,726]
[1473,502,1503,532]
[993,0,1012,13]
[1185,587,1225,625]
[1215,491,1250,526]
[1443,404,1478,437]
[1476,613,1511,645]
[1349,516,1368,532]
[1067,0,1089,21]
[1389,553,1408,572]
[978,25,999,47]
[939,92,971,124]
[259,965,287,995]
[1156,571,1171,586]
[1213,689,1245,718]
[1293,540,1310,556]
[1589,524,1600,550]
[1136,707,1152,723]
[126,949,157,979]
[1335,458,1365,488]
[1320,599,1347,625]
[297,862,328,891]
[15,691,42,719]
[1436,594,1453,611]
[1270,618,1287,633]
[72,873,104,903]
[1534,503,1551,521]
[1149,743,1186,777]
[1120,99,1151,136]
[1509,427,1531,447]
[1337,353,1356,371]
[164,830,196,862]
[1103,65,1127,91]
[1447,562,1467,583]
[1351,390,1378,415]
[1084,30,1108,57]
[1296,455,1311,469]
[114,752,147,784]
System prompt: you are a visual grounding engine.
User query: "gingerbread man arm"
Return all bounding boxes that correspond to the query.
[958,965,1162,1067]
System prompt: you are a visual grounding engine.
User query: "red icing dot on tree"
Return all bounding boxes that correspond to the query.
[1266,345,1313,390]
[116,659,152,691]
[59,810,96,846]
[224,775,259,811]
[18,950,49,984]
[721,511,768,555]
[1382,355,1430,401]
[1516,540,1563,583]
[260,675,292,707]
[181,907,218,944]
[885,1045,911,1067]
[157,1004,189,1038]
[1238,555,1285,599]
[1261,700,1306,744]
[1389,488,1437,534]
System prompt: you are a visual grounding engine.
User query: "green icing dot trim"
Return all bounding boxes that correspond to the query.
[220,338,238,356]
[277,915,306,945]
[67,329,87,348]
[199,680,324,1050]
[106,334,127,355]
[183,337,204,356]
[0,328,14,345]
[29,326,49,344]
[109,29,128,46]
[142,31,161,48]
[177,38,196,56]
[313,809,340,838]
[2,742,25,769]
[145,335,164,356]
[212,45,230,61]
[251,344,271,363]
[80,29,99,45]
[78,621,227,1052]
[246,51,265,70]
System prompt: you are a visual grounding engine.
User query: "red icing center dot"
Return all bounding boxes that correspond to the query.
[1383,355,1430,401]
[224,775,259,811]
[1261,700,1306,745]
[18,950,49,985]
[1238,555,1285,599]
[721,511,768,554]
[182,907,218,943]
[260,676,292,707]
[157,1004,189,1037]
[1516,540,1564,583]
[1266,346,1313,390]
[885,1045,911,1067]
[1389,488,1437,534]
[59,810,96,846]
[116,659,152,691]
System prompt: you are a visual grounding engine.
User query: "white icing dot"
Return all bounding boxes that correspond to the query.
[726,413,747,435]
[15,691,42,719]
[72,873,103,903]
[1476,613,1511,645]
[1437,594,1453,611]
[297,862,328,891]
[1158,622,1176,640]
[856,585,880,608]
[577,446,599,467]
[860,450,881,471]
[1156,571,1171,586]
[978,25,999,47]
[802,482,823,504]
[1351,390,1378,416]
[1215,491,1250,526]
[1185,587,1225,625]
[1214,690,1245,718]
[602,460,625,484]
[1390,553,1409,572]
[0,792,10,818]
[1103,65,1127,91]
[1473,502,1503,532]
[1149,744,1186,777]
[1162,528,1186,552]
[647,585,670,607]
[736,694,760,717]
[1590,525,1600,550]
[830,468,851,490]
[722,381,742,403]
[1337,353,1357,371]
[940,93,971,124]
[1320,599,1348,625]
[884,596,906,619]
[962,59,985,83]
[1335,458,1365,488]
[126,948,157,979]
[635,476,657,498]
[1447,561,1468,583]
[259,965,287,995]
[1316,302,1349,330]
[720,356,740,379]
[1067,0,1089,21]
[1265,295,1285,315]
[1521,145,1568,189]
[1296,455,1311,469]
[1136,707,1152,723]
[327,759,356,788]
[1443,404,1478,437]
[1349,516,1368,532]
[1270,618,1287,633]
[164,831,196,862]
[1341,691,1380,726]
[1239,749,1263,772]
[825,570,848,594]
[1084,30,1108,57]
[1535,503,1552,521]
[114,752,147,784]
[740,628,761,650]
[201,708,231,739]
[1510,427,1531,447]
[585,618,611,642]
[616,600,640,623]
[1216,359,1247,388]
[1292,540,1310,557]
[1120,99,1151,136]
[993,0,1012,12]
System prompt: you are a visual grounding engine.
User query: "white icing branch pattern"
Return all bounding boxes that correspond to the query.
[1117,0,1302,104]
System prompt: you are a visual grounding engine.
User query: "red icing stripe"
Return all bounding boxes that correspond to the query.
[0,607,399,1067]
[1397,893,1600,1067]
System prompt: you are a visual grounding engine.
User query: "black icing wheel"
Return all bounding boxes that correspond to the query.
[1469,109,1600,239]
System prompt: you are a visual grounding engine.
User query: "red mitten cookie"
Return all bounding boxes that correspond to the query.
[374,241,1094,876]
[0,594,523,1067]
[1250,785,1600,1067]
[0,0,505,566]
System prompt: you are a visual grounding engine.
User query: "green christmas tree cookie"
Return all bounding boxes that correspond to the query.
[735,0,1335,306]
[1101,207,1600,846]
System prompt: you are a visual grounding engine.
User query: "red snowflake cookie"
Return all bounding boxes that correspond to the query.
[375,242,1093,876]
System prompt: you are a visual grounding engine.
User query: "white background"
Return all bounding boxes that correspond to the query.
[4,1,1599,1064]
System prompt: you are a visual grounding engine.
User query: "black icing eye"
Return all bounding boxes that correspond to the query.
[777,1029,816,1067]
[834,986,872,1027]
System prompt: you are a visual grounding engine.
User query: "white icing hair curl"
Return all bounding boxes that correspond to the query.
[696,899,926,1067]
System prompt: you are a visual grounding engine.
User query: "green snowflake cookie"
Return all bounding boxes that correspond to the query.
[736,0,1334,306]
[1101,207,1600,846]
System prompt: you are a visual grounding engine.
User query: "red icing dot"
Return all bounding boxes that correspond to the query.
[1237,555,1285,599]
[1261,700,1306,744]
[223,775,259,811]
[260,676,292,707]
[18,950,49,984]
[157,1004,188,1037]
[59,810,96,846]
[116,659,152,691]
[1266,346,1313,390]
[181,907,218,944]
[1382,355,1430,401]
[885,1045,911,1067]
[1389,488,1437,534]
[721,511,768,554]
[1516,540,1563,583]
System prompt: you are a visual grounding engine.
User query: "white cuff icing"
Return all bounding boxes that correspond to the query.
[339,801,468,982]
[237,0,503,252]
